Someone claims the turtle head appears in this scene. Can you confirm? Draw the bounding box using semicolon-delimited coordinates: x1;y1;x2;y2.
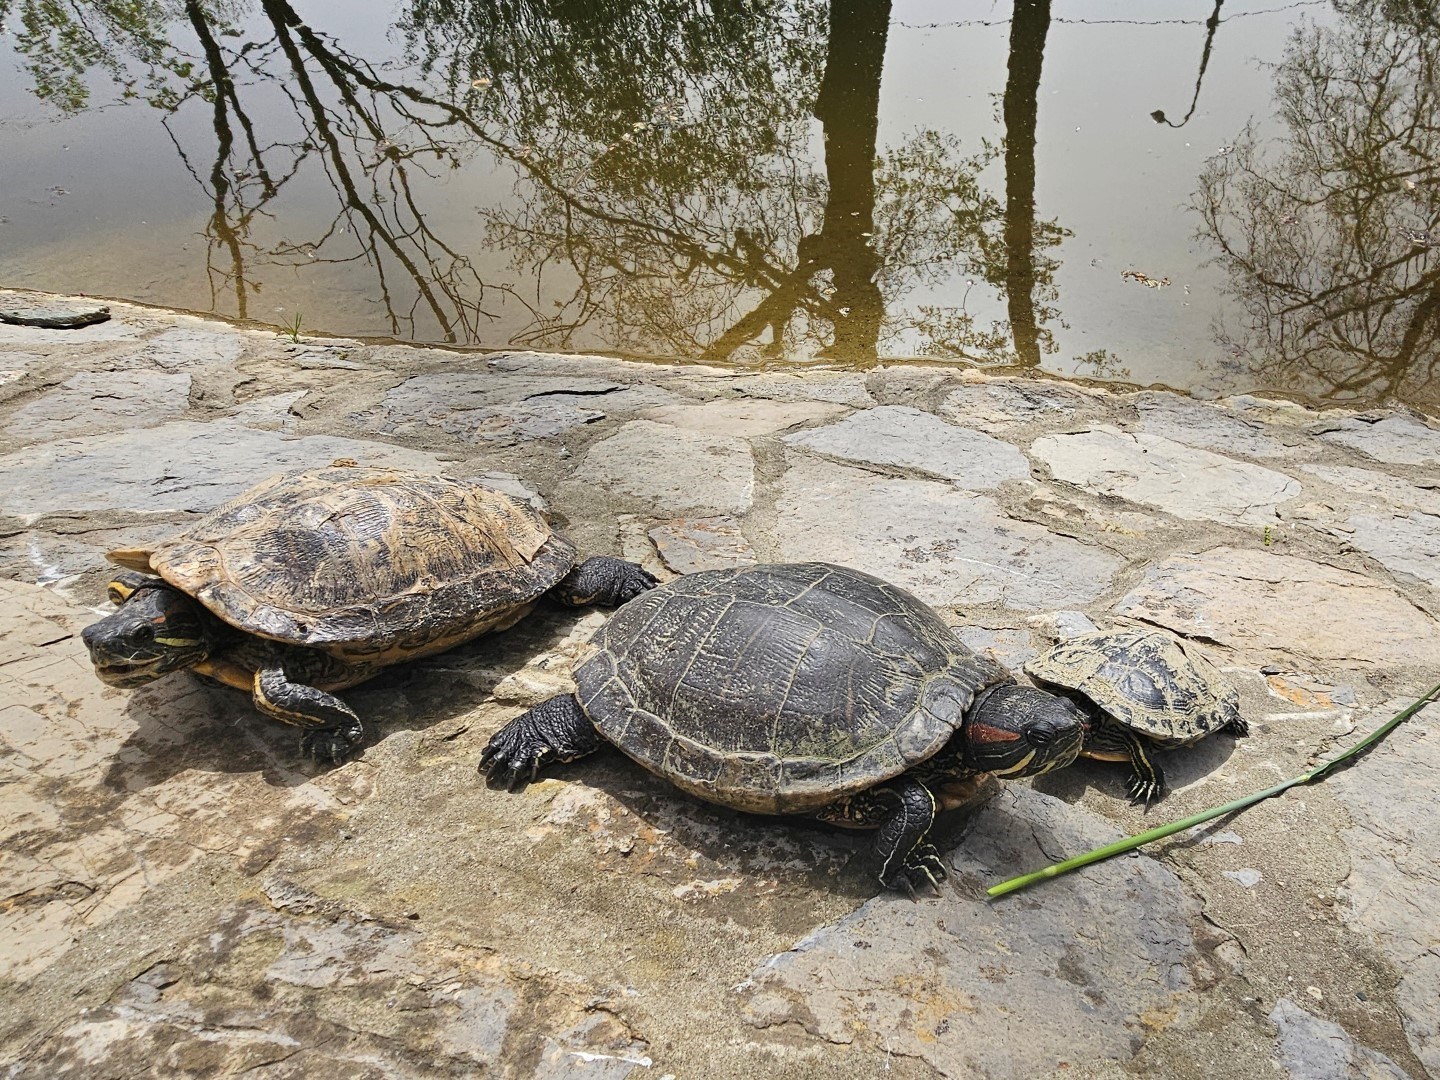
81;574;222;688
961;685;1085;778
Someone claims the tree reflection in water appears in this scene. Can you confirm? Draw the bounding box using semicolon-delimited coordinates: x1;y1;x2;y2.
1;0;1069;367
1195;0;1440;405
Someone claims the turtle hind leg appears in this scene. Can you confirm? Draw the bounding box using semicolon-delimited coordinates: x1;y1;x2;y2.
549;556;658;608
1222;715;1249;738
480;694;601;791
253;665;364;766
824;777;943;898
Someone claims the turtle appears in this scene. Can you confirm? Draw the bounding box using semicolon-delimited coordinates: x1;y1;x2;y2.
80;463;657;764
480;562;1085;895
1024;627;1247;806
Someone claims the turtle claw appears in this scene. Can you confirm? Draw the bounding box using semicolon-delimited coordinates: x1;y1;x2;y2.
882;843;948;898
1126;774;1164;808
479;727;554;791
299;721;364;766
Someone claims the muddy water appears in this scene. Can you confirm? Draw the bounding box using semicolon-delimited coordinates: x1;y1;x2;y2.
1;1;1437;408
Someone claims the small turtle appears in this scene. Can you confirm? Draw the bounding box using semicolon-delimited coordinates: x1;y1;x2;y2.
81;464;656;764
1024;627;1247;805
480;563;1084;895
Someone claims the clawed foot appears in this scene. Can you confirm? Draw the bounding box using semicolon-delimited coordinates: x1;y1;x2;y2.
1223;716;1249;738
300;720;364;766
479;723;554;791
554;556;658;607
881;843;948;900
1126;773;1164;808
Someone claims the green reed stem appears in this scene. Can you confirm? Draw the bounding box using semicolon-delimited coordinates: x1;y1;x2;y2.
986;683;1440;899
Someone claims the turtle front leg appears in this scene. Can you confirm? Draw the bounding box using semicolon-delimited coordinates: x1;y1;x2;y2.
823;777;944;898
252;665;365;766
548;557;658;607
480;694;602;790
1088;716;1165;807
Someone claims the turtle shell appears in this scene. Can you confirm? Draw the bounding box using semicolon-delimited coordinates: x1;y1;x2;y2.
121;465;576;665
1025;628;1240;743
574;562;1006;815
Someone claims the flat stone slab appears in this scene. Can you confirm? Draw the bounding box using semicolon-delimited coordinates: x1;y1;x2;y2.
1134;392;1291;458
1033;426;1301;525
1318;414;1440;466
579;420;754;514
739;787;1202;1077
1299;464;1440;516
1329;702;1440;1075
0;580;367;983
785;405;1030;489
1269;999;1412;1080
648;516;756;573
3;370;191;442
1345;512;1440;588
1113;547;1440;667
0;420;446;517
775;457;1122;611
728;370;876;408
0;295;110;329
364;372;671;443
645;398;847;437
938;378;1085;428
133;326;245;369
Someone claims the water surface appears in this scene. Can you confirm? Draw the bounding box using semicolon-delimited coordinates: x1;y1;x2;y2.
1;0;1437;408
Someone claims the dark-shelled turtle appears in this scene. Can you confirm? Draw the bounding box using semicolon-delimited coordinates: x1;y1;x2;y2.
480;562;1084;895
1025;627;1247;805
81;464;656;764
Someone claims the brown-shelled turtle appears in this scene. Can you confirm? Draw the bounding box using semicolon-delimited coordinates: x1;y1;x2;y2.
1024;627;1247;805
81;464;656;764
480;562;1084;895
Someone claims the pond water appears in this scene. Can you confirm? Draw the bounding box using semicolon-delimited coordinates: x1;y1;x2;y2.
2;1;1437;409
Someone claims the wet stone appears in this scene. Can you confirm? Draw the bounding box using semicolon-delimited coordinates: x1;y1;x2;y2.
1328;702;1440;1074
3;370;191;441
1269;999;1412;1080
1345;512;1440;588
784;405;1030;489
0;294;110;329
649;516;756;573
1133;392;1291;458
1113;547;1440;668
775;457;1122;611
739;787;1202;1078
579;420;754;514
0;420;446;516
1318;414;1440;466
1032;426;1301;526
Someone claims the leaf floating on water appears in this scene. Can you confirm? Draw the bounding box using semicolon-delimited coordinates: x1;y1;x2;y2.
1121;270;1172;289
1399;227;1435;248
471;77;492;89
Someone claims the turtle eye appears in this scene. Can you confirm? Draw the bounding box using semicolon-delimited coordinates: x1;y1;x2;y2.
132;624;155;644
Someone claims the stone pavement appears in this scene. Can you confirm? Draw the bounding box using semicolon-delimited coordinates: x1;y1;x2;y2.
1;292;1437;1079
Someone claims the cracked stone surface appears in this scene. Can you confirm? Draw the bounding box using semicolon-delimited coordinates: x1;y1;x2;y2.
4;370;191;442
1033;426;1302;526
0;293;110;329
578;419;755;514
1113;547;1440;668
2;293;1438;1080
1317;414;1440;466
773;456;1123;611
1269;999;1412;1079
784;404;1030;489
739;788;1207;1078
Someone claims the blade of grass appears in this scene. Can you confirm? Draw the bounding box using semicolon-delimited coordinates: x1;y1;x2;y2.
987;683;1440;899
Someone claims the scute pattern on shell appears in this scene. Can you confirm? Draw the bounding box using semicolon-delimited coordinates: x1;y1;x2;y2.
146;465;577;662
576;562;1006;815
1026;628;1240;743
